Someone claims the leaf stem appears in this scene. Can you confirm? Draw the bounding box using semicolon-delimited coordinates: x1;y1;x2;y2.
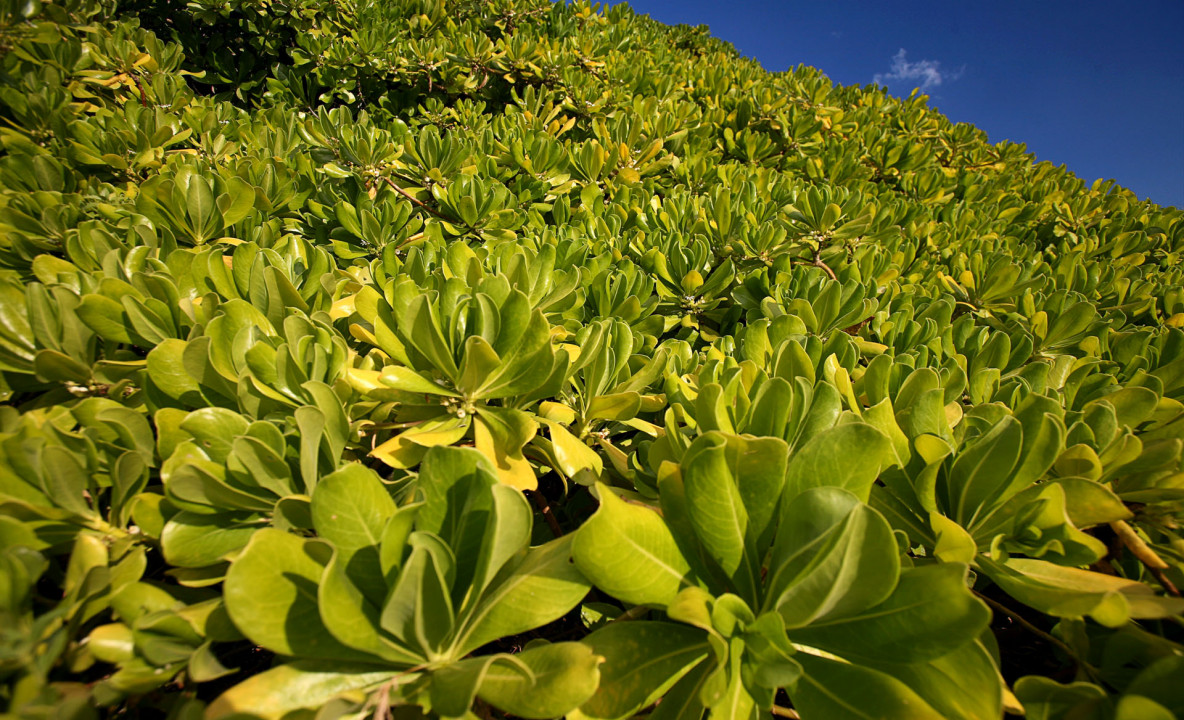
974;590;1098;682
1109;520;1181;597
130;73;150;107
771;706;801;719
813;253;838;282
528;489;565;538
605;604;651;625
791;255;838;282
379;175;451;221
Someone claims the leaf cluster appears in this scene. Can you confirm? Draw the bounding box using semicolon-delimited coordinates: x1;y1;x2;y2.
1;1;1183;719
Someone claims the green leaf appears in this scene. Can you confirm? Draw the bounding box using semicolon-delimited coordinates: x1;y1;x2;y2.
542;420;604;479
930;512;978;564
573;483;692;607
311;463;395;603
706;636;757;720
295;406;326;494
33;349;91;383
1050;477;1132;527
1054;444;1103;481
189;641;237;682
1013;676;1107;720
379;365;458;396
207;661;392;720
379;503;420;582
474;642;603;719
996;482;1107;565
766;488;899;628
480;310;555;399
180;407;249;461
77;294;132;344
416;446;500;593
1092;386;1160;428
160;512;260;569
863;399;913;466
335;201;363;237
398;288;460;379
577;621;710;720
380;532;455;654
861;640;1004;720
318;547;421;665
110;452;150;521
454;534;591;656
220;177;257;226
680;434;751;589
788;563;989;664
228;435;293;499
976;556;1184;627
643;661;710;720
1126;654;1184;715
588;392;643;422
88;623;136;663
370;430;432;469
685;432;788;569
458;335;502;398
473;406;538;490
1008;405;1065;494
784;423;893;505
792;652;945;720
224;529;377;662
186;176;216;235
466;483;534;601
402;414;473;448
163;448;273;514
948;417;1023;528
427;658;487;717
41;446;93;517
1116;696;1174;720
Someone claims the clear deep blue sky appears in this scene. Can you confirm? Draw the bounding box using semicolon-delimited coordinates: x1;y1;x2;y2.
614;1;1184;208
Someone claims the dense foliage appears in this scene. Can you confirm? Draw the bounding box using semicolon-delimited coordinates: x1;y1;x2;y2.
2;0;1183;717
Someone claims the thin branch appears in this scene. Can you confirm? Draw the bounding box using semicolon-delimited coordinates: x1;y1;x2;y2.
395;231;427;250
130;73;150;107
813;253;838;282
975;591;1098;682
605;604;651;625
1110;520;1182;597
359;420;429;435
791;256;838;282
1089;557;1119;576
528;489;565;538
379;175;451;220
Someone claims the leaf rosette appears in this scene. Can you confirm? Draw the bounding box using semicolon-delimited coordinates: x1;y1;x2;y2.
215;446;598;719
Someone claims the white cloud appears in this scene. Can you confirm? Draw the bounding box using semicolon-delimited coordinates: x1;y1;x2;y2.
873;49;963;91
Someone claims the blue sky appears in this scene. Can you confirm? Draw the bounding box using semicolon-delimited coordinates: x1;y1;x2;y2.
615;1;1184;208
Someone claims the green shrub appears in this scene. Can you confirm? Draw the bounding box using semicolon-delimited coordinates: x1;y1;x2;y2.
1;0;1182;718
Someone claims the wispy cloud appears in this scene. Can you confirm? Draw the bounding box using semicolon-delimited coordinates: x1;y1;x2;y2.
873;49;963;91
